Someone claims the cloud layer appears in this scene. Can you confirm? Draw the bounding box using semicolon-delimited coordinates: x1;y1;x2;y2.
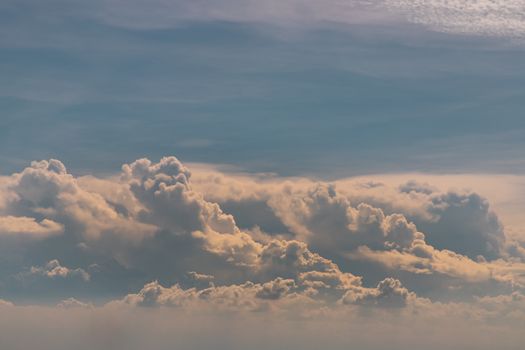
385;0;525;38
0;156;524;301
87;0;525;38
7;0;525;38
1;155;525;347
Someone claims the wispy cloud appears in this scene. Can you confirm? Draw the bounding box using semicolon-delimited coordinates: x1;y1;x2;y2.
385;0;525;38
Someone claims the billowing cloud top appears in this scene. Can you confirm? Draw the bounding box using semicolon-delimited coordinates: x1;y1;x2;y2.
1;156;524;306
1;156;525;348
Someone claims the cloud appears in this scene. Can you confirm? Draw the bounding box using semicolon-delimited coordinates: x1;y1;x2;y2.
57;297;93;309
351;245;493;282
191;167;515;261
118;274;418;312
187;271;215;282
0;216;63;238
119;278;302;312
30;259;90;282
384;0;525;38
0;158;157;272
13;0;524;38
341;277;415;308
0;155;524;309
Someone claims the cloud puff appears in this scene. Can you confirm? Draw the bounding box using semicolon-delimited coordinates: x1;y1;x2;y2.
30;260;90;282
191;170;509;261
341;277;415;308
119;278;301;312
4;159;156;246
118;274;417;312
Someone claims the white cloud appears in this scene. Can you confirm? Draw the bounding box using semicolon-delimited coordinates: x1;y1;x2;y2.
41;0;525;38
384;0;525;38
0;156;524;309
30;259;90;282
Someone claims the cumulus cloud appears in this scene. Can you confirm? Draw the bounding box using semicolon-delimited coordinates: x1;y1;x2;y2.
118;274;417;312
0;155;524;312
341;277;415;308
30;260;91;282
119;279;301;312
0;156;525;349
4;159;156;245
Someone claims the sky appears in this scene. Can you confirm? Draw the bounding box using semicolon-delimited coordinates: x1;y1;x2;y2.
1;1;525;349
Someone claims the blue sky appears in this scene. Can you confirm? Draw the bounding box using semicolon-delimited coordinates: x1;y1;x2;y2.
2;0;525;177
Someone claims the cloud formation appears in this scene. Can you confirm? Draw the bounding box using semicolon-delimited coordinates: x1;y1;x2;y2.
385;0;525;38
57;0;525;38
0;156;524;317
0;156;524;349
30;259;90;282
8;0;524;39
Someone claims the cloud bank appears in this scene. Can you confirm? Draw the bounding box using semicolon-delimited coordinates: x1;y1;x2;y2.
385;0;525;38
0;156;525;347
8;0;525;38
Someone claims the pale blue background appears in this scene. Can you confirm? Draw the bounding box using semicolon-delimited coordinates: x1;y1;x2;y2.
1;0;525;177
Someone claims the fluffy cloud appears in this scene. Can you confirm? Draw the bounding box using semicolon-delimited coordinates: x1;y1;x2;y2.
3;159;156;246
341;277;415;308
30;260;90;282
118;274;417;312
119;278;302;311
191;170;509;258
0;155;523;310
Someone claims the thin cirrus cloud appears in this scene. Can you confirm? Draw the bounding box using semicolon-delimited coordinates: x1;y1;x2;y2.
385;0;525;38
8;0;524;38
87;0;525;38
